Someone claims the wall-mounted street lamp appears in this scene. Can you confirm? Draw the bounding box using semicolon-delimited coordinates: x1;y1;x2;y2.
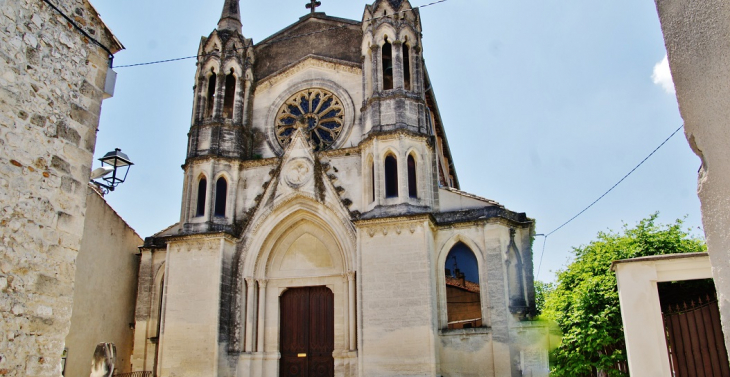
90;148;134;193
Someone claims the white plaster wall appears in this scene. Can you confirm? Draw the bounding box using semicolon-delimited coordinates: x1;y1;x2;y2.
653;0;730;354
64;188;142;377
358;220;438;376
158;238;231;377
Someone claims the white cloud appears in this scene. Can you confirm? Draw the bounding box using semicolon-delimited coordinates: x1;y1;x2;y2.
652;54;676;94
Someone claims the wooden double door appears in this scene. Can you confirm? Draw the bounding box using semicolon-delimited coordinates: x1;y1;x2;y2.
280;286;334;377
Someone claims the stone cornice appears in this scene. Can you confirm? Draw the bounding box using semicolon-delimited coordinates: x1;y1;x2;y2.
182;155;279;170
359;129;434;150
163;232;238;245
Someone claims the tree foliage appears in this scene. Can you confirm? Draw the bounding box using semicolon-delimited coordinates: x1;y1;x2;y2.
543;214;706;376
534;280;555;316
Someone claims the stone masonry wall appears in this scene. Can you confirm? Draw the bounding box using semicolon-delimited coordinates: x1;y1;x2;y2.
0;0;120;375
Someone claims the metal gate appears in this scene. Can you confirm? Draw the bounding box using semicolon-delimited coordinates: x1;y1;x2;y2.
663;296;730;376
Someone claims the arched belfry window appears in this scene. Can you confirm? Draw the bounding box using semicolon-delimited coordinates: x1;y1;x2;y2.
196;178;207;217
445;242;482;329
384;154;398;198
402;43;411;91
206;69;217;118
223;70;236;119
214;177;227;217
407;154;417;198
382;38;393;90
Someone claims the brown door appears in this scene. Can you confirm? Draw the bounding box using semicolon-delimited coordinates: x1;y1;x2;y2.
280;286;334;377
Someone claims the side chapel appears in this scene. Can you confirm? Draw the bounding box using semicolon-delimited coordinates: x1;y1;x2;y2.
131;0;544;376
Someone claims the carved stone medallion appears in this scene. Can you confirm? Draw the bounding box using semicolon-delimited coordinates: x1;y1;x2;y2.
283;158;313;188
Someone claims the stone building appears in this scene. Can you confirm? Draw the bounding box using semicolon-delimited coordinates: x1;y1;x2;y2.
0;0;122;376
132;1;543;376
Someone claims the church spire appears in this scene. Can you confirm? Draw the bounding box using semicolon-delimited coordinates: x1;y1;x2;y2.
218;0;242;32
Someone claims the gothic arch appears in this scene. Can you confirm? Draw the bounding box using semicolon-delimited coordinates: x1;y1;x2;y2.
239;197;355;279
505;230;528;310
374;26;398;46
436;234;489;329
221;61;242;78
203;33;223;54
148;264;166;339
200;60;221;77
397;29;418;44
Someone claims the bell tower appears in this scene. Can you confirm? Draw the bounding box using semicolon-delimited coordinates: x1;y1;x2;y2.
359;0;438;216
181;0;255;233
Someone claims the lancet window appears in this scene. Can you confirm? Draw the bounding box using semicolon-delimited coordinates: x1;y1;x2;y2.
407;154;417;198
382;38;394;90
196;178;207;217
369;159;375;203
214;177;227;217
206;70;217;118
223;70;236;119
384;154;398;198
403;43;411;91
445;242;482;329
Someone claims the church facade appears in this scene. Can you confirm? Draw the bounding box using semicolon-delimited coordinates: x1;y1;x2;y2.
131;1;544;376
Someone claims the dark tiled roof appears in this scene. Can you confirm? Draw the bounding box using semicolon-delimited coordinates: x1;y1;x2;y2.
445;276;480;293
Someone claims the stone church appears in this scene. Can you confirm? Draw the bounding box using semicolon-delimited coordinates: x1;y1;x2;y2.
131;1;544;376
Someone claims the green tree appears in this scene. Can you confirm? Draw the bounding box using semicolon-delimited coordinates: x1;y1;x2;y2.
543;214;706;376
534;280;555;316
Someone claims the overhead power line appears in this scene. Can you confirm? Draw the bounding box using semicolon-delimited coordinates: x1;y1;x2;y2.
115;0;451;69
535;124;685;279
42;0;115;66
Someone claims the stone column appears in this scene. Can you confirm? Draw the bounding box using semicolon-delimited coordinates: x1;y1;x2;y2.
412;45;423;96
244;278;256;352
342;274;350;350
195;76;207;122
392;40;404;90
256;279;267;353
348;272;356;351
213;72;225;118
371;44;381;93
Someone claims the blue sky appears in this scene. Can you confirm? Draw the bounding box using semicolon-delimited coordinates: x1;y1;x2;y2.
89;0;702;282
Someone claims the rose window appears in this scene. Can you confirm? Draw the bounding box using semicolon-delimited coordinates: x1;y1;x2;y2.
275;89;345;151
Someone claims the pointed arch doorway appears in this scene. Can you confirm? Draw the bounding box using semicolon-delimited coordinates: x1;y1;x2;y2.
279;286;334;377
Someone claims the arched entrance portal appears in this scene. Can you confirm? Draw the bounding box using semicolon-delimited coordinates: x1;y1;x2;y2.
238;204;357;377
279;286;334;377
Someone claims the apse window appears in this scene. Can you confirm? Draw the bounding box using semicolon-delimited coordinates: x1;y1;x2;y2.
444;242;482;329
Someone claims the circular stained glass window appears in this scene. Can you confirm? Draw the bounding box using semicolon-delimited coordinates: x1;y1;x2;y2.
275;89;345;151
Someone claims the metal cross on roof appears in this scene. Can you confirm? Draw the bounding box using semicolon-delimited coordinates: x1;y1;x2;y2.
306;0;321;14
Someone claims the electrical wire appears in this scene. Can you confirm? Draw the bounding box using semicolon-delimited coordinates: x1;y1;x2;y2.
41;0;115;66
535;124;685;279
115;0;452;69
